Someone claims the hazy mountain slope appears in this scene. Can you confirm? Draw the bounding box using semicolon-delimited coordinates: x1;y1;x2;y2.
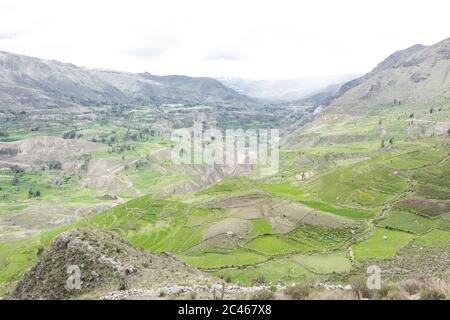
0;51;253;109
292;83;344;106
283;37;450;149
0;51;128;108
332;38;450;110
94;70;254;106
218;75;358;102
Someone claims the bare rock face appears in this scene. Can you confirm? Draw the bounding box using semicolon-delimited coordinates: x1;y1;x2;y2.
11;229;211;300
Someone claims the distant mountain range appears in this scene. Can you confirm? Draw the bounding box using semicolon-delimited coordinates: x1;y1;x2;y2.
0;51;255;109
3;36;449;112
217;74;358;102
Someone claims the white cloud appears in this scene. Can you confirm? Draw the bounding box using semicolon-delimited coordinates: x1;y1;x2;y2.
0;0;449;79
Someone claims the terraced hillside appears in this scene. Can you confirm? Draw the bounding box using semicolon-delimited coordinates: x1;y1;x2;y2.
1;134;448;297
0;89;315;297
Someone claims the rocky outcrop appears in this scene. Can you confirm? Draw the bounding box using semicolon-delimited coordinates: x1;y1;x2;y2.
11;229;212;299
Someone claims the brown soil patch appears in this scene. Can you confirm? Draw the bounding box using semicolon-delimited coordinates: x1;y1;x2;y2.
396;197;450;217
202;218;252;240
266;200;355;233
203;191;269;208
0;136;104;166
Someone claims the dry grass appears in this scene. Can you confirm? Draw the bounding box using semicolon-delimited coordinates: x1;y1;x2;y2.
400;277;450;296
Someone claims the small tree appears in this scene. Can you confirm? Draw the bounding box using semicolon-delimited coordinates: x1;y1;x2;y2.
12;174;20;186
48;160;62;170
28;189;41;198
63;130;77;139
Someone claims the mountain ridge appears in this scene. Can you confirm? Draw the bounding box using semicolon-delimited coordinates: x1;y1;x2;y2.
330;37;450;110
282;37;450;149
0;50;255;109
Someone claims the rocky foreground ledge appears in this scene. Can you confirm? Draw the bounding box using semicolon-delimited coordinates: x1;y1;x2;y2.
99;283;354;300
11;229;213;300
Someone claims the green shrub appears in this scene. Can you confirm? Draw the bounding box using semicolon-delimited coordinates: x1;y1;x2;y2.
349;276;374;299
63;130;77;139
189;292;197;300
12;175;20;186
250;289;275;300
285;283;311;300
252;275;266;286
420;289;446;300
383;291;408;300
48;160;62;170
376;284;399;299
376;285;407;300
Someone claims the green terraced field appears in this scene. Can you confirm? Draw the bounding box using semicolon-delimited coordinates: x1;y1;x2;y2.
180;249;267;269
378;210;437;234
416;229;450;247
245;235;302;255
212;257;315;286
352;228;414;260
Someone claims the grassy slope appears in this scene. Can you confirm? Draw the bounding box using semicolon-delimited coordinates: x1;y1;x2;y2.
2;134;448;293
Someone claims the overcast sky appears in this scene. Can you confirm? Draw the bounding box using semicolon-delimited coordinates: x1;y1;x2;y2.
1;0;449;79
